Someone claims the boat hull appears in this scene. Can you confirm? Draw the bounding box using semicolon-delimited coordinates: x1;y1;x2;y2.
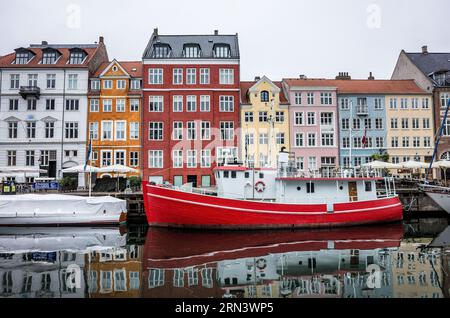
143;182;403;230
425;192;450;214
0;194;127;226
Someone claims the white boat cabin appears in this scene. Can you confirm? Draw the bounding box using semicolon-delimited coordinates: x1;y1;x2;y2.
214;152;395;204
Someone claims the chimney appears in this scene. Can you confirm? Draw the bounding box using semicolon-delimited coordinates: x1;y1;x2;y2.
335;72;351;80
154;28;159;36
254;76;261;81
214;30;219;35
368;72;375;80
41;41;48;46
422;45;428;54
98;36;104;44
299;75;307;79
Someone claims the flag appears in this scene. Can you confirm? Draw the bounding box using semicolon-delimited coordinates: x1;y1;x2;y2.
84;136;92;172
362;128;367;149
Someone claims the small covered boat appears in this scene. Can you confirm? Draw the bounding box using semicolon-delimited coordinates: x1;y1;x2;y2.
143;152;403;230
0;194;127;226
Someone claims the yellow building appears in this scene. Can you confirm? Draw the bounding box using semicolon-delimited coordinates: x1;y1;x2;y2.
240;77;290;168
386;93;434;166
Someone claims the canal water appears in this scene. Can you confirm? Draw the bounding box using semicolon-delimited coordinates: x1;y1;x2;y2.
0;218;449;298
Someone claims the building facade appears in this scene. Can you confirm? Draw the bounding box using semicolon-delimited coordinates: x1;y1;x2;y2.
88;60;142;178
240;76;290;168
142;29;240;187
282;79;339;173
0;38;108;186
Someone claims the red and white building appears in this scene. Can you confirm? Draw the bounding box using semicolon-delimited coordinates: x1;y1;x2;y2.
141;29;240;187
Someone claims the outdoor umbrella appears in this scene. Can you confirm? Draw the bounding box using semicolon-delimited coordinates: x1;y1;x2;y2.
400;160;429;169
360;161;401;169
62;164;100;196
97;165;139;192
431;161;450;185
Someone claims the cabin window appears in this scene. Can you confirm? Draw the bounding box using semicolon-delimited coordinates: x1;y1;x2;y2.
244;172;250;179
224;171;229;178
297;186;301;191
216;172;220;179
365;181;372;192
231;171;237;179
259;173;264;179
306;183;315;194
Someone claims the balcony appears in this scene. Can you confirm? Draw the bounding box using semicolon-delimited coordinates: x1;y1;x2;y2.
356;105;368;116
19;86;41;100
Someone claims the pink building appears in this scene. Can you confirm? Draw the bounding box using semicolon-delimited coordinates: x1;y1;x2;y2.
282;79;339;173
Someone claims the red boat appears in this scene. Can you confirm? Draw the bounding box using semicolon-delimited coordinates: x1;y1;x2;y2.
143;153;403;230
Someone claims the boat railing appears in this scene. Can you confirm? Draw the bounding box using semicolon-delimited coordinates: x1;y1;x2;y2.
277;166;382;179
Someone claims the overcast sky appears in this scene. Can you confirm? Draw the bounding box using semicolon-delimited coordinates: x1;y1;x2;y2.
1;0;449;80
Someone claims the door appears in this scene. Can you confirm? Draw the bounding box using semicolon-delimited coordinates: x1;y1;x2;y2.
348;182;358;202
187;175;197;188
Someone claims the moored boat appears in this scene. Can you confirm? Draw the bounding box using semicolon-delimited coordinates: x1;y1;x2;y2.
143;152;403;230
0;194;127;226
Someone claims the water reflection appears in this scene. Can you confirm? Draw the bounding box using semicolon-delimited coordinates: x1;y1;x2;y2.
0;220;449;298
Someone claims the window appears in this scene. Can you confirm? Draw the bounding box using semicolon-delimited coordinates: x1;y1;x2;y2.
214;45;230;58
15;52;30;64
103;99;112;112
173;96;183;112
116;99;126;112
422;98;430;109
69;52;84;64
220;122;234;140
27;99;37;110
391;118;398;129
307;112;316;125
187;150;197;168
200;68;210;84
353;118;361;130
68;74;78;90
200;95;210;112
412;118;419;129
131;79;141;90
259;90;270;102
308;133;316;147
423;118;430;129
340;98;349;110
65;99;79;111
103;80;113;89
220;96;234;112
149;68;163;84
8;122;18;139
153;44;171;58
276;111;285;123
172;122;183;140
402;118;409;129
374;98;383;109
321;133;334;146
187;96;197;112
220;69;234;84
320;92;332;105
9;99;19;111
364;118;372;130
413;137;420;147
401;98;408;109
65;122;78;139
424;137;431;148
101;151;112;166
7;150;17;166
115;151;126;165
296;157;304;170
148;122;163;140
276;133;285;145
149;96;163;112
130;99;139;112
186;68;196;84
391;137;399;148
365;181;372;192
102;121;113;140
91;80;100;90
402;137;410;148
320;112;333;126
201;121;211;140
441;93;450;107
130;122;139;140
10;74;20;89
259;111;268;122
308;157;317;170
148;150;163;168
173;68;183;84
244;112;254;123
130;152;139;167
245;133;254;145
187;122;196;140
375;137;384;148
295;93;302;105
353;137;362;148
375;118;383;129
184;45;200;58
26;122;36;138
390;98;398;109
116;80;126;89
307;93;314;105
259;133;268;145
411;98;419;109
295;112;304;125
44;121;54;139
89;122;98;140
46;74;56;89
173;150;183;168
342;137;350;148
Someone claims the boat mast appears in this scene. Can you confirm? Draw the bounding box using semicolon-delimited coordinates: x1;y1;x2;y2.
426;99;450;180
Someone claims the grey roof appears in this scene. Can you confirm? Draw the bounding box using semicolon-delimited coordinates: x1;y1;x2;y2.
142;33;240;59
406;52;450;75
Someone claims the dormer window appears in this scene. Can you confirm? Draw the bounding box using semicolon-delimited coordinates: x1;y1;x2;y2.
183;44;201;58
15;49;32;64
69;49;86;64
433;71;450;86
214;44;231;58
261;91;269;102
42;50;59;64
153;44;171;58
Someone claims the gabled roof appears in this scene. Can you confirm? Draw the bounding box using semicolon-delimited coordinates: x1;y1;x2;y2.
283;78;427;95
92;60;142;78
143;31;240;59
0;41;104;69
405;52;450;76
240;78;289;105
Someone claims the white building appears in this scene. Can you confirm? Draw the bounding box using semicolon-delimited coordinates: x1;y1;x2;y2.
0;38;108;186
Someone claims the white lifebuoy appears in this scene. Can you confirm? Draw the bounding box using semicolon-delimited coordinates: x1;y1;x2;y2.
256;258;267;270
255;181;266;193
